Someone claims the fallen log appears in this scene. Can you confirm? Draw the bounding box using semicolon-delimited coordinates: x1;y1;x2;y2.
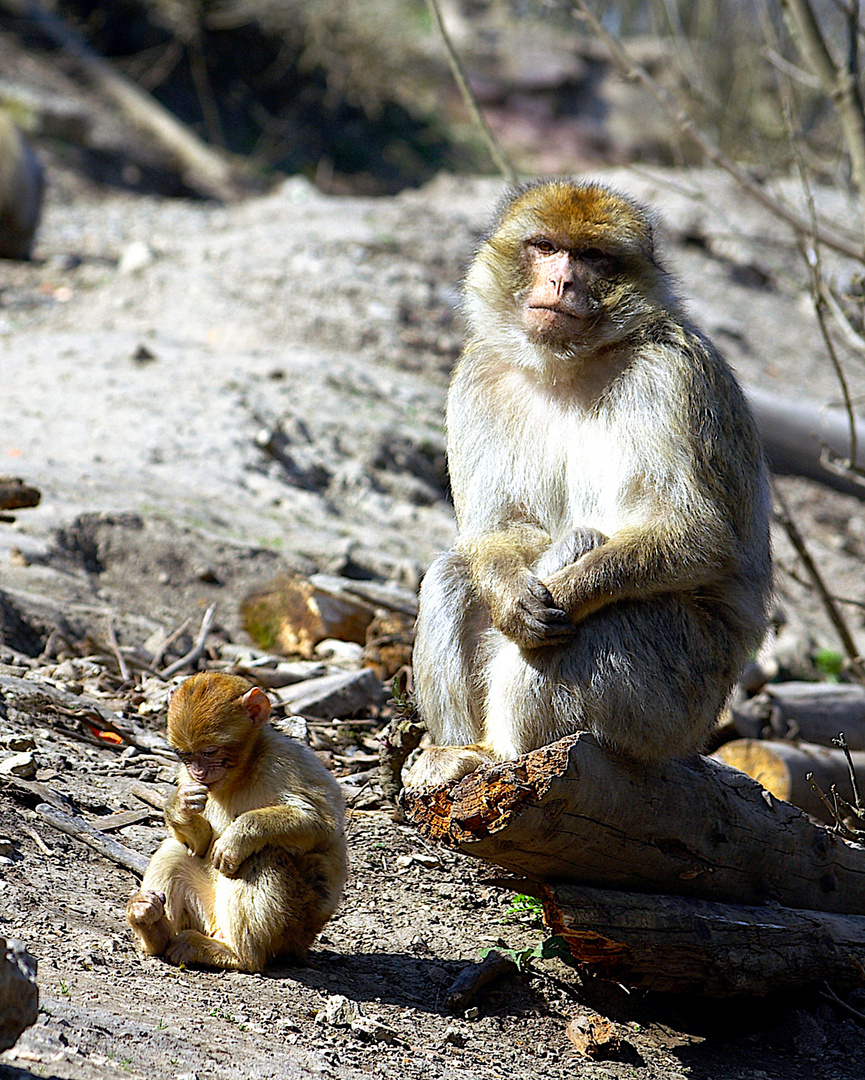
400;733;865;914
745;385;865;497
35;803;149;876
713;738;865;824
539;882;865;996
731;681;865;748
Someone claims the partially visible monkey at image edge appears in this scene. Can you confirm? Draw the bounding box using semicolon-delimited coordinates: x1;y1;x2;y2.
408;178;772;787
127;672;347;972
0;112;44;260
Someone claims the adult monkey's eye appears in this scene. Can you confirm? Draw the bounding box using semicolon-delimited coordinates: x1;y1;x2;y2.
579;248;620;274
530;238;557;254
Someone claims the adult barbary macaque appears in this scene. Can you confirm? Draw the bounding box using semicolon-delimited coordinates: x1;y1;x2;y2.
127;673;347;971
408;178;771;787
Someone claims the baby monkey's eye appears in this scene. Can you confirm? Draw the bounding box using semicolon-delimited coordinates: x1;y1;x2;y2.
529;238;557;254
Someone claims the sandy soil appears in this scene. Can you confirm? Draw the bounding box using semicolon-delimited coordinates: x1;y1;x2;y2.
3;139;865;1080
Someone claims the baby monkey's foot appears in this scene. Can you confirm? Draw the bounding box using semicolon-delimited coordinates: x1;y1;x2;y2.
126;890;166;928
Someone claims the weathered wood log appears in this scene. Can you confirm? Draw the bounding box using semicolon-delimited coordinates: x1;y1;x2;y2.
731;681;865;748
400;733;865;914
746;385;865;497
35;803;149;875
539;882;865;996
713;738;865;824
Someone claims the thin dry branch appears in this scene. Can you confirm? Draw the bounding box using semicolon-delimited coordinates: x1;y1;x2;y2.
773;481;865;679
567;0;864;262
782;0;865;232
36;802;149;876
159;603;217;679
424;0;517;185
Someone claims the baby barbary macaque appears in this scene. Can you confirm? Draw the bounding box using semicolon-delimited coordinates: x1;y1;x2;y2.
408;178;772;787
127;673;347;971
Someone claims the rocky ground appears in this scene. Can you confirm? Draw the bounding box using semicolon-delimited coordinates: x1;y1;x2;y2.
3;93;865;1080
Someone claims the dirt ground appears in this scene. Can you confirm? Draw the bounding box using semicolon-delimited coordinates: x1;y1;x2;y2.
5;63;865;1080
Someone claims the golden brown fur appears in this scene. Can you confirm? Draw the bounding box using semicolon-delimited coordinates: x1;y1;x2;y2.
407;178;772;787
126;673;347;971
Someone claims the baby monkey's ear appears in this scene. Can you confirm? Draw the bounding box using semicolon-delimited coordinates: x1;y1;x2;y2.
242;686;271;727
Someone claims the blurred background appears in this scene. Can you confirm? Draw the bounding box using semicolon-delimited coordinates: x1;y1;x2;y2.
0;0;851;196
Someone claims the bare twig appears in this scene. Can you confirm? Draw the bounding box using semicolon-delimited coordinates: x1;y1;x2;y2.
150;616;192;670
568;0;864;262
781;0;865;235
781;83;860;470
834;731;864;810
424;0;517;185
106;617;132;683
772;482;865;680
22;825;53;857
821;980;865;1024
129;780;169;811
159;603;217;679
5;0;246;201
778;558;865;609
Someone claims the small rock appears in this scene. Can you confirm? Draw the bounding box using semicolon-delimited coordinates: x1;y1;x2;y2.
0;752;35;779
5;736;35;752
118;240;155;274
395;853;440;870
442;1024;466;1048
0;840;15;859
349;1016;401;1044
131;343;157;364
314;639;364;664
315;994;359;1028
464;1007;479;1020
276;668;384;719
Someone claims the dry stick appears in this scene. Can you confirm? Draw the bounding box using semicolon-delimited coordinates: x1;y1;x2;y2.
159;603;217;679
779;561;865;609
567;0;864;263
780;80;860;473
772;481;865;680
150;616;192;670
107;617;132;684
22;825;53;857
445;951;519;1012
821;980;865;1025
424;0;517;185
781;0;865;241
35;803;149;876
128;781;168;811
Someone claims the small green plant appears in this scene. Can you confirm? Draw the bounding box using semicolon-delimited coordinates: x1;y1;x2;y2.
58;978;70;996
156;1018;167;1031
503;893;544;924
815;647;844;681
483;935;575;973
